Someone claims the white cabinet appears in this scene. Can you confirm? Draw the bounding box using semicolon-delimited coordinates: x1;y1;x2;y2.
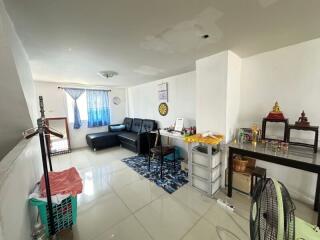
192;151;220;168
192;164;220;180
192;176;221;195
188;144;221;196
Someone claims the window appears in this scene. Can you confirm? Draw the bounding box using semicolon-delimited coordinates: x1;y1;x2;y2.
66;92;88;123
86;90;110;128
65;89;111;128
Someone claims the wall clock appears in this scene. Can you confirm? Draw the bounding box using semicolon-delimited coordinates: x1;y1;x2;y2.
112;96;121;105
158;102;168;116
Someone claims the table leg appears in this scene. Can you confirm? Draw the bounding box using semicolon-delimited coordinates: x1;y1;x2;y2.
286;126;291;143
262;119;266;140
160;155;164;179
250;175;254;196
315;174;320;226
227;148;233;198
187;143;192;182
314;130;318;153
284;120;289;142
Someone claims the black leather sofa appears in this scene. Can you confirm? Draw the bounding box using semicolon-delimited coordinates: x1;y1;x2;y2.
86;117;157;154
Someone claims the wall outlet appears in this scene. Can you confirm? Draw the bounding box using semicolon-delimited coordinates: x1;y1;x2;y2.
217;198;235;212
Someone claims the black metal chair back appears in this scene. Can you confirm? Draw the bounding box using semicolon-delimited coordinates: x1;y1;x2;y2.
144;128;176;178
145;127;158;154
156;129;163;156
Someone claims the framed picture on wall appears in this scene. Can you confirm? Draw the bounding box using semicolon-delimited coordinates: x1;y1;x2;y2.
158;82;168;102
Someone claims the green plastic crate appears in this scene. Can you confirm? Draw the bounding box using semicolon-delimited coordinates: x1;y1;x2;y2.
30;196;77;236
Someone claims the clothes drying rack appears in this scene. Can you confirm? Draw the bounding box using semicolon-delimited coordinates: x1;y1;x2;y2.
24;96;63;237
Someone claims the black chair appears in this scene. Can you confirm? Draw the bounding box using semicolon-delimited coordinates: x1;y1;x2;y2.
146;129;177;179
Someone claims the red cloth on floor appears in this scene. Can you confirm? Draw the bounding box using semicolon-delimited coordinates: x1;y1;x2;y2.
40;167;83;197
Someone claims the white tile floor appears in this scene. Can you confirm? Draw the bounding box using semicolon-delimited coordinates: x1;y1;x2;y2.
53;147;317;240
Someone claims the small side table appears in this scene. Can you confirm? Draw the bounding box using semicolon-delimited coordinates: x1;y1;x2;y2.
262;118;289;142
286;124;319;153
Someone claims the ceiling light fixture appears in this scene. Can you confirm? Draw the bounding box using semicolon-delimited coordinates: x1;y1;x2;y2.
97;71;119;79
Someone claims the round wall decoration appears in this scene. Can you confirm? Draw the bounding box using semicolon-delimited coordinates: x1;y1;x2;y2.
112;96;121;105
158;102;168;116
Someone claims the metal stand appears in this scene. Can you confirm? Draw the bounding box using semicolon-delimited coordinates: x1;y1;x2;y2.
24;96;64;236
38;121;55;235
45;133;53;172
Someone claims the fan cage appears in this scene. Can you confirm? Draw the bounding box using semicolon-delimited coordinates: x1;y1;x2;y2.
250;178;279;240
250;178;296;240
278;181;296;240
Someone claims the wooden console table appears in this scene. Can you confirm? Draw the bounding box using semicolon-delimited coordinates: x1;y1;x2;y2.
227;142;320;226
286;124;319;153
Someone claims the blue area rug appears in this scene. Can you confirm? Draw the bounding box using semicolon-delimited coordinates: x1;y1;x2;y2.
122;155;188;194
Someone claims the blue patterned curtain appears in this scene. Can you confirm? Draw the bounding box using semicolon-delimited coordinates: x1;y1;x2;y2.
64;88;85;129
86;90;110;128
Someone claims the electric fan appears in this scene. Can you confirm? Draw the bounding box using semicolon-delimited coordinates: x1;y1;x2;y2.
250;178;320;240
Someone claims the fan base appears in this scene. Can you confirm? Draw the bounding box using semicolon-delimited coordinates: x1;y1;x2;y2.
295;217;320;239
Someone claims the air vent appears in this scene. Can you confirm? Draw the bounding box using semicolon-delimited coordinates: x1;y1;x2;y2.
97;71;118;79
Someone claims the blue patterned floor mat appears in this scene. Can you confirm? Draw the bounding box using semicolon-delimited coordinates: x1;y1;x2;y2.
122;155;188;194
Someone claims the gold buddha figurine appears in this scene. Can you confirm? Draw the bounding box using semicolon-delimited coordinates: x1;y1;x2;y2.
266;101;285;120
272;101;281;113
251;124;259;144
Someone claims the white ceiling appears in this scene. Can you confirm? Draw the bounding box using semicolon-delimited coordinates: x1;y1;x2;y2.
4;0;320;86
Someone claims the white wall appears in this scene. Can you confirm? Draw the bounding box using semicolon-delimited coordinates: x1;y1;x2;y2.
240;38;320;140
0;2;42;239
0;139;42;240
128;71;196;128
196;51;228;135
0;1;35;160
196;50;242;143
239;37;320;203
127;38;319;204
226;51;242;143
196;51;242;187
2;6;38;125
128;71;196;160
35;82;127;149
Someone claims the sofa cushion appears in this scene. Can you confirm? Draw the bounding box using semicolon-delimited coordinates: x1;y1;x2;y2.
86;131;119;140
118;132;138;145
86;131;121;150
109;124;126;132
123;118;133;131
131;118;143;133
141;119;157;133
